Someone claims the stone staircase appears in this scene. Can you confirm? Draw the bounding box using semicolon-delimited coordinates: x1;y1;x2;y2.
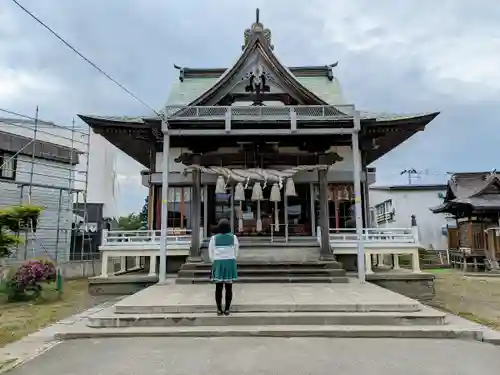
177;261;348;284
177;238;349;284
53;283;493;342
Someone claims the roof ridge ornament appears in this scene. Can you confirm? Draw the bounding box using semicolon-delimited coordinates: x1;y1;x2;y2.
243;8;274;50
174;64;185;82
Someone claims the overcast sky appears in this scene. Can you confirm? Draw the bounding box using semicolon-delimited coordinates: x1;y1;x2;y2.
1;0;499;216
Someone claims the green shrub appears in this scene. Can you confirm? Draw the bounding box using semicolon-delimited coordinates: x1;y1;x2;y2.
0;205;42;258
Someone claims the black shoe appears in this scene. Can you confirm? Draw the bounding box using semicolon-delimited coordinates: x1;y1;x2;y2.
223;310;230;316
217;310;223;316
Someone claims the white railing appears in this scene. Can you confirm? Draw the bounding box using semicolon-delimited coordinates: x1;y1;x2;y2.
327;227;421;273
101;229;194;247
329;228;417;244
97;226;422;277
101;227;418;247
165;105;353;121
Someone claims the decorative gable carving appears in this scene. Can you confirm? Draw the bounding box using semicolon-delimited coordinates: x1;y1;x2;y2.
243;9;274;50
184;9;327;107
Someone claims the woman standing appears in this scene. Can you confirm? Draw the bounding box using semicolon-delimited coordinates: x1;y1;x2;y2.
208;218;239;316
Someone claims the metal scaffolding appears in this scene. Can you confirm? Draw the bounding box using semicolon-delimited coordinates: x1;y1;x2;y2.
0;107;91;265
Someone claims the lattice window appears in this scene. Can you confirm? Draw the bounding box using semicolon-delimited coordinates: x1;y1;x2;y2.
374;199;395;224
0;152;16;180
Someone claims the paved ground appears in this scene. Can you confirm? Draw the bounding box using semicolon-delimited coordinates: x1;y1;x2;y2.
6;337;500;375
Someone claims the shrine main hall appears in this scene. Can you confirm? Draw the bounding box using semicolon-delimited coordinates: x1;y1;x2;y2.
80;11;438;282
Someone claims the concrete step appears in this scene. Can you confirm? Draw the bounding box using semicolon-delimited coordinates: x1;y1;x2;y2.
113;283;423;314
88;307;447;328
180;261;343;270
176;276;350;284
178;269;347;276
114;301;420;315
56;324;484;341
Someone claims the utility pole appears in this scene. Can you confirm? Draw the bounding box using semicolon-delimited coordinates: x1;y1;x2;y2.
401;168;418;184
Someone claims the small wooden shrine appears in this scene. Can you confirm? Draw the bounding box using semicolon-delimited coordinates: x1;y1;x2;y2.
431;172;500;270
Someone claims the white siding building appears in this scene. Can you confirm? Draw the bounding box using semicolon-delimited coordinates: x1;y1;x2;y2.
0;118;120;219
0;129;77;261
0;117;121;261
369;184;450;251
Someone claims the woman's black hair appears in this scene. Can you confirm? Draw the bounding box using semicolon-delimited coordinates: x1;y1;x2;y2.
216;218;231;234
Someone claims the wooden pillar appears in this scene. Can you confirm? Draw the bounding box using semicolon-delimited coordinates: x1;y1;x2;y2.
318;158;334;260
309;183;316;236
147;186;153;229
203;185;208;238
464;216;473;272
189;155;202;261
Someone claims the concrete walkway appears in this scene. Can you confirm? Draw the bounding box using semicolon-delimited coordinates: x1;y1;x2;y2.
6;337;500;375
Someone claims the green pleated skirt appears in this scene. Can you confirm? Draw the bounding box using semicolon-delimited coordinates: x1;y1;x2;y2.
211;259;238;283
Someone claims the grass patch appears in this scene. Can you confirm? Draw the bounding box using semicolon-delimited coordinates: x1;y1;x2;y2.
426;268;454;274
0;279;108;348
428;269;500;330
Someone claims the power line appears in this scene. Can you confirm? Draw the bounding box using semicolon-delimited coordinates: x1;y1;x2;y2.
10;0;161;116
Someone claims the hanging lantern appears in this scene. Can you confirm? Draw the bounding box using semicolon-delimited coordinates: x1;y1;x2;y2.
328;187;335;201
238;202;244;232
234;182;245;201
251;182;263;201
336;189;343;201
251;182;263;232
285;178;296;197
215;175;226;194
342;186;350;200
270;183;281;232
270;183;281;202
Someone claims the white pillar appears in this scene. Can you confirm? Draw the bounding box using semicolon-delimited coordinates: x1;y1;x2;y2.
119;256;126;273
411;250;421;273
352;109;366;283
159;122;170;284
365;252;373;274
393;254;400;269
149;255;157;276
101;252;108;277
135;256;141;268
377;254;384;266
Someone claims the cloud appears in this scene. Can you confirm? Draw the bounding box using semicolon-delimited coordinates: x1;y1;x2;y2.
0;68;62;102
2;0;499;212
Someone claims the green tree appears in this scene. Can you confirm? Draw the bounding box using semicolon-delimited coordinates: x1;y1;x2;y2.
117;213;143;231
139;196;149;229
0;205;42;258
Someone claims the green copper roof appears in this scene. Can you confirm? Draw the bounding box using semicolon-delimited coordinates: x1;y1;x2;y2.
166;78;219;106
165;76;346;106
297;76;346;105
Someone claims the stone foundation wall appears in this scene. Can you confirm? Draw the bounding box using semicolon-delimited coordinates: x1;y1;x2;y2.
367;273;435;302
143;255;187;274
